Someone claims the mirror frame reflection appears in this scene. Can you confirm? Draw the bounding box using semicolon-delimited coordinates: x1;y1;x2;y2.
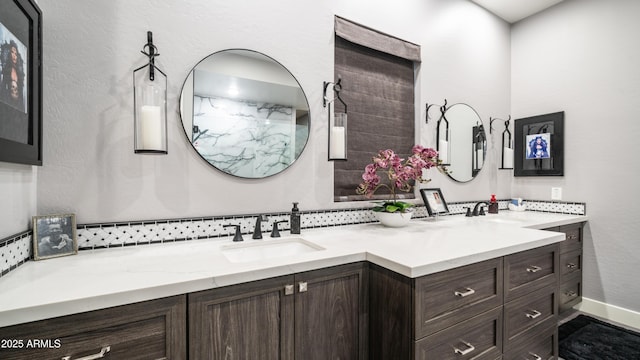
179;49;311;179
436;103;486;183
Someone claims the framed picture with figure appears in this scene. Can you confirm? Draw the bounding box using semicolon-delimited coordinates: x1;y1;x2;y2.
32;214;78;260
420;188;449;216
514;111;564;176
0;0;42;165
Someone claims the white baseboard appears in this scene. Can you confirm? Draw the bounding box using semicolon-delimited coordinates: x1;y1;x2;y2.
575;297;640;330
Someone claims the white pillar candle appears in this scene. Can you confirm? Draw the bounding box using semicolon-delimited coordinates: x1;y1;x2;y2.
503;147;514;168
140;105;162;150
476;148;484;168
438;139;449;163
330;126;346;159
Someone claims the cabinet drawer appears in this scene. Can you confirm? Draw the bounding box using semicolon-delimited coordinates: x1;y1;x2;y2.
559;272;582;313
504;244;558;302
0;295;186;360
558;224;583;254
504;320;557;360
415;258;503;338
414;307;503;360
559;248;582;278
504;285;557;348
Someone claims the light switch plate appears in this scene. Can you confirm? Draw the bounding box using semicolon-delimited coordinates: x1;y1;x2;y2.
551;187;562;200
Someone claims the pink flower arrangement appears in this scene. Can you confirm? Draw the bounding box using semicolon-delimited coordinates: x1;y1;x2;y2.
356;145;445;212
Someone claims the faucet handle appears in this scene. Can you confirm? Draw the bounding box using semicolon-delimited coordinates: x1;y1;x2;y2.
271;220;288;238
465;207;472;217
479;207;486;216
223;224;243;242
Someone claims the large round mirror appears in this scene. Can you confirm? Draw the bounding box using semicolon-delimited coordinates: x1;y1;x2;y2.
438;103;486;182
180;49;310;178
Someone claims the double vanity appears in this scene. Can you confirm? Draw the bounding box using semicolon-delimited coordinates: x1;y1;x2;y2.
0;211;585;359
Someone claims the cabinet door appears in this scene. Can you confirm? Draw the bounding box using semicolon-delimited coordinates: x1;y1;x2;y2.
189;275;295;360
294;262;366;360
0;295;186;360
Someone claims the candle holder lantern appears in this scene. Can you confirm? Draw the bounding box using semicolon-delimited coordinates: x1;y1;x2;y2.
323;77;348;161
133;31;167;154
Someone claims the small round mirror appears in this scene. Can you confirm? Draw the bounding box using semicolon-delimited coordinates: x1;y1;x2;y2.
179;49;310;178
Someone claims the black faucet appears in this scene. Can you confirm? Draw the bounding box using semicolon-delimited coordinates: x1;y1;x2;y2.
253;214;267;239
223;224;243;242
270;220;288;238
472;202;488;216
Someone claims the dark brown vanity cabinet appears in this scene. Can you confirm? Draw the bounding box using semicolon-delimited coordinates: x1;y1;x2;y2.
556;223;584;313
541;222;584;313
503;244;559;360
0;295;187;360
370;243;565;360
0;222;585;360
188;262;367;360
369;258;504;360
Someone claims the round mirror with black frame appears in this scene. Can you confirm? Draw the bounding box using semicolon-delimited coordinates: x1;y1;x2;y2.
436;103;486;183
179;49;310;179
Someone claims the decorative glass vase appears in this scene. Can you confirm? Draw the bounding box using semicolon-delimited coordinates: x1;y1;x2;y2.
374;211;413;227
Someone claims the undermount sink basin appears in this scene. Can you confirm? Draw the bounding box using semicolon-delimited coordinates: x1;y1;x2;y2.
221;238;325;263
481;217;524;225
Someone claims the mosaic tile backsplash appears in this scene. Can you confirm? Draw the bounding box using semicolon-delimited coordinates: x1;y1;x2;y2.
0;199;586;278
0;231;31;277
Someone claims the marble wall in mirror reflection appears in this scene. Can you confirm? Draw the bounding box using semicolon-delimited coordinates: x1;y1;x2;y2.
192;95;308;178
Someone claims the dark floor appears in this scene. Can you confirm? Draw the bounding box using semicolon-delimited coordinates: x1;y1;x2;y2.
559;309;640;331
557;310;640;360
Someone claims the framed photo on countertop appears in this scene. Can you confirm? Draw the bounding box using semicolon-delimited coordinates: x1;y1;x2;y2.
420;188;449;216
32;214;77;260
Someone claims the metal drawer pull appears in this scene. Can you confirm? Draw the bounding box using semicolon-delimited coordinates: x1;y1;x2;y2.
526;309;542;319
566;291;577;297
526;265;542;273
453;341;475;355
298;281;308;293
454;288;476;297
529;352;542;360
567;263;577;269
61;346;111;360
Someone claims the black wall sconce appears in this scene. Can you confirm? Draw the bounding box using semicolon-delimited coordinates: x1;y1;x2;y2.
426;99;450;165
323;76;347;161
133;31;167;154
472;123;486;176
490;115;513;169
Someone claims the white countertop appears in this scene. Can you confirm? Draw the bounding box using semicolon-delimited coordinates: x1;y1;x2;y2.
0;211;586;328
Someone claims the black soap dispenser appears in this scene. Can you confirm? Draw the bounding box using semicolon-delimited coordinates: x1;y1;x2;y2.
290;202;301;234
488;194;499;214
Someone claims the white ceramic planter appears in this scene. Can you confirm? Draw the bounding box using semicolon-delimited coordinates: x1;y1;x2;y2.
374;211;413;227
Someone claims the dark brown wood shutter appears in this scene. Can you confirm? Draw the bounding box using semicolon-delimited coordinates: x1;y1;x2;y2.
333;17;419;202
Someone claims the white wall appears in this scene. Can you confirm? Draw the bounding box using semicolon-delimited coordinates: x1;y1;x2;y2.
33;0;510;224
0;163;36;239
511;0;640;312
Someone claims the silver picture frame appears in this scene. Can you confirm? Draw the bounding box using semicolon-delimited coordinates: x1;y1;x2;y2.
32;213;77;260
